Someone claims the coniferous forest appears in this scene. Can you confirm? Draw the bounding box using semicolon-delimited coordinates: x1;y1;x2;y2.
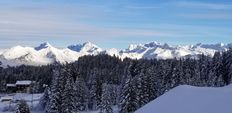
0;49;232;113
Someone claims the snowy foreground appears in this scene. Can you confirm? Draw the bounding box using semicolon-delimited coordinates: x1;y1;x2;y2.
0;93;43;113
1;85;231;113
0;93;119;113
135;84;232;113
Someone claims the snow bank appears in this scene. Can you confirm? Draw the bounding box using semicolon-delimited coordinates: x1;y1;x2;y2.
135;84;232;113
15;80;32;85
0;93;43;112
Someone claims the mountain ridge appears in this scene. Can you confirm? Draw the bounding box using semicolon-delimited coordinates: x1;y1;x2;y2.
0;42;231;67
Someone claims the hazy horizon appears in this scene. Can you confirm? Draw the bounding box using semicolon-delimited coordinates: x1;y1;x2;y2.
0;0;232;49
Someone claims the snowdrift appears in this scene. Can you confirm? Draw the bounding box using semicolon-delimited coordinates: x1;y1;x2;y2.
135;84;232;113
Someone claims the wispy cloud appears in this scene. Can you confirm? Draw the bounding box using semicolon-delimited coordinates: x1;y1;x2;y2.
174;1;232;20
0;6;174;45
179;13;232;20
0;0;232;48
176;1;232;10
125;5;160;10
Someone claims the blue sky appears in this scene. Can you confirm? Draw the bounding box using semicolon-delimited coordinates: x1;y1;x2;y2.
0;0;232;49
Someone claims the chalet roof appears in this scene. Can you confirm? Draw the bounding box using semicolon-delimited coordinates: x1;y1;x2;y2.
6;84;16;87
0;96;13;101
15;80;32;85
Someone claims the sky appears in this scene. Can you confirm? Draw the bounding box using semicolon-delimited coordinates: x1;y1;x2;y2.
0;0;232;49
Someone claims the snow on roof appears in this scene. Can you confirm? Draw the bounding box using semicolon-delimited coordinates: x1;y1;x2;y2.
6;84;16;87
15;80;32;85
1;96;13;101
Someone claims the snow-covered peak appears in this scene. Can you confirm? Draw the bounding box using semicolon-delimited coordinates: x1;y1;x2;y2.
35;42;53;50
144;41;161;48
82;42;102;52
68;42;102;54
0;41;232;67
67;44;82;52
83;41;96;47
192;43;226;50
1;45;35;60
126;42;172;52
120;42;232;60
127;42;161;51
127;44;144;51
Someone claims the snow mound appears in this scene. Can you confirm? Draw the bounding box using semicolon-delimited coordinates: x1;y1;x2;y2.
135;84;232;113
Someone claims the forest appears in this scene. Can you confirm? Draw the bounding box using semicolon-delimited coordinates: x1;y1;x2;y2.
0;49;232;113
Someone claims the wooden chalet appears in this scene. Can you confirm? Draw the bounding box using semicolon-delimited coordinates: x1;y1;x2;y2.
6;80;33;93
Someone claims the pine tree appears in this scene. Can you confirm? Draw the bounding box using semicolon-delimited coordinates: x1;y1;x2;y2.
146;66;158;98
45;67;64;113
39;87;50;110
15;100;30;113
74;76;89;111
222;48;232;84
120;75;139;113
199;54;210;86
99;83;113;113
193;59;201;86
209;52;224;86
135;66;151;108
61;68;75;113
89;69;103;110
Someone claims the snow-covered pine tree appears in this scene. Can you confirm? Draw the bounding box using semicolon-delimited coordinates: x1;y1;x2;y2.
107;84;120;106
134;65;151;108
222;48;232;84
120;74;139;113
99;83;113;113
199;54;210;86
88;69;98;110
171;59;184;86
39;87;50;110
119;59;133;100
15;100;30;113
193;59;201;86
46;67;65;113
61;68;75;113
74;76;89;111
183;58;193;85
146;66;158;97
208;52;224;86
89;68;103;110
214;52;225;86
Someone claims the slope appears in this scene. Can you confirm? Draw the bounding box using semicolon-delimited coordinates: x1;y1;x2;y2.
135;84;232;113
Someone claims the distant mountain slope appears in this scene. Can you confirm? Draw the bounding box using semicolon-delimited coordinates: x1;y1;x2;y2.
135;84;232;113
0;42;231;66
119;42;231;59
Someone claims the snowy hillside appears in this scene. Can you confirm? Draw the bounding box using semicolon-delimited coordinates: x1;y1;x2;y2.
0;42;232;66
135;84;232;113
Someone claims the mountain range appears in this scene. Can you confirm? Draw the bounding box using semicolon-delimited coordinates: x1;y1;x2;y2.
0;42;231;67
